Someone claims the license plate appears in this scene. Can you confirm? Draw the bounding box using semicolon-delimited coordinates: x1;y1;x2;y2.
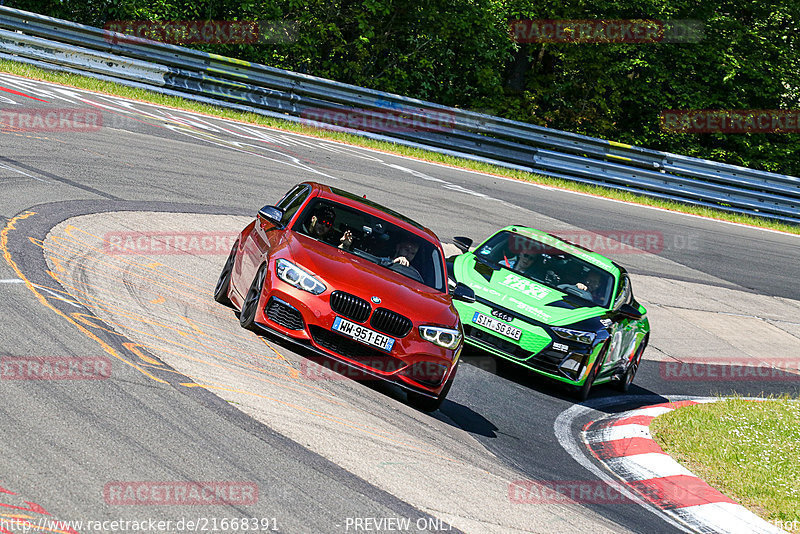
332;316;395;352
472;312;522;341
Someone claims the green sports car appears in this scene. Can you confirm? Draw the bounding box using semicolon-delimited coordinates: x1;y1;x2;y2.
447;226;650;400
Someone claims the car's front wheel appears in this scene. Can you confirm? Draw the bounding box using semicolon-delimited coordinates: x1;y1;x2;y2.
240;263;267;331
575;341;608;401
213;241;238;306
407;363;457;413
617;336;647;393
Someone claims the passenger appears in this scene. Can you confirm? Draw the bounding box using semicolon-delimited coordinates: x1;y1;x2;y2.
508;251;536;273
306;205;336;240
306;205;353;249
391;240;419;267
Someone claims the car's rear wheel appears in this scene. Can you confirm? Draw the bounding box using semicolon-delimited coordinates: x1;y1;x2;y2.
240;263;267;331
407;363;457;413
213;241;238;306
617;337;647;393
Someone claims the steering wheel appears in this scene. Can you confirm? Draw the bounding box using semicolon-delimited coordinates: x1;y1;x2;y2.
558;283;592;300
390;262;424;283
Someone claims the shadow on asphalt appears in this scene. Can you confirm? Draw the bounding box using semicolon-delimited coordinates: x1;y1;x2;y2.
436;399;499;437
460;349;667;409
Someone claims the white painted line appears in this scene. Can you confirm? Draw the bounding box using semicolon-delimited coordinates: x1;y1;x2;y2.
673;502;787;534
605;453;694;481
12;72;797;237
0;279;24;283
32;285;84;309
584;423;652;443
0;162;51;183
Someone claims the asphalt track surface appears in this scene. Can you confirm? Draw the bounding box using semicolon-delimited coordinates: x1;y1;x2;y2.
1;72;799;533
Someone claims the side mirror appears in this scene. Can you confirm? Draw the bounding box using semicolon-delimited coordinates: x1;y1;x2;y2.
258;205;283;225
617;303;643;320
452;282;475;303
453;236;473;253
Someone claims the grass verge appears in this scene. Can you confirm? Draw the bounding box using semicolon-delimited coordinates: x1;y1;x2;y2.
650;397;800;525
1;58;799;235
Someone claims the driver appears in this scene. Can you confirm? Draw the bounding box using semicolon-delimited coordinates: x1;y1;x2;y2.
576;271;605;303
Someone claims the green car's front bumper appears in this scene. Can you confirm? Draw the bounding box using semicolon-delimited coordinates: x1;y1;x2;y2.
454;297;608;387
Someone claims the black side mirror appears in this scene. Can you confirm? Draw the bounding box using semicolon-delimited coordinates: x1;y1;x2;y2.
258;205;283;226
617;303;643;320
452;282;475;303
453;236;473;253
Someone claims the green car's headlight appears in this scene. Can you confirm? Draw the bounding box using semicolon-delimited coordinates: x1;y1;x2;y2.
276;259;326;295
419;326;462;349
552;327;596;345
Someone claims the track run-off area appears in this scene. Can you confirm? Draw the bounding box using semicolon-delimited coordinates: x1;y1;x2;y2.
1;71;799;533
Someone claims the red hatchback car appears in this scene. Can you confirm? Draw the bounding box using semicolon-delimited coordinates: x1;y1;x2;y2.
214;182;475;411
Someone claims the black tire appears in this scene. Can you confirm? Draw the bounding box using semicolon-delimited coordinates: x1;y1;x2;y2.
407;363;458;413
575;342;608;401
239;263;267;331
617;337;647;393
213;241;238;306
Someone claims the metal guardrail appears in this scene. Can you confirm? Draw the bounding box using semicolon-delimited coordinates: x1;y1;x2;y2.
1;6;798;224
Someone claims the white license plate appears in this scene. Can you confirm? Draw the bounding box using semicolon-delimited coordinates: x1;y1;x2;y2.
472;312;522;341
332;317;395;352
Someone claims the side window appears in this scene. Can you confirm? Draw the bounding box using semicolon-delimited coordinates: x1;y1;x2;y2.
613;274;632;310
276;185;310;225
276;186;303;209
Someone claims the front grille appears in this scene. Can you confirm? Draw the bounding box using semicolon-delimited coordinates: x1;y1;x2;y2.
329;291;371;322
370;308;412;338
465;326;531;359
465;325;583;378
309;326;406;374
265;297;304;330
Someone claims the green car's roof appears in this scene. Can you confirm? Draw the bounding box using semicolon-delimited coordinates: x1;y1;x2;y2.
488;226;620;276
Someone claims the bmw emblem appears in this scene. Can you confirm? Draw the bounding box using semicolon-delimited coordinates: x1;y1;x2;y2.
371;296;381;304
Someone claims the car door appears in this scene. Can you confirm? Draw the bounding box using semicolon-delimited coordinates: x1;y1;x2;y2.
601;274;640;374
239;184;311;290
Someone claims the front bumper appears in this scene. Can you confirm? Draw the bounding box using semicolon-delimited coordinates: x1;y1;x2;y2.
454;298;603;386
251;271;459;397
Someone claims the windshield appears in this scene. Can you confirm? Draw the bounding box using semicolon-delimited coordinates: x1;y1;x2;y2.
473;231;615;307
293;198;445;291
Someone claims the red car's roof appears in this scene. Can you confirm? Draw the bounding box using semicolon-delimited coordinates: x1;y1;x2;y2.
306;182;441;245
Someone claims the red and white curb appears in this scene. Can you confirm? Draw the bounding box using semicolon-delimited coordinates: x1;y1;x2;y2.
583;399;786;534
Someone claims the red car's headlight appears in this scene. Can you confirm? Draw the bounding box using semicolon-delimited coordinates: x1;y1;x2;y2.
419;325;461;349
275;259;327;295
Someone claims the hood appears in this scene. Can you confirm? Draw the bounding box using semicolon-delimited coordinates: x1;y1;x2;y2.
286;233;456;326
453;254;606;326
